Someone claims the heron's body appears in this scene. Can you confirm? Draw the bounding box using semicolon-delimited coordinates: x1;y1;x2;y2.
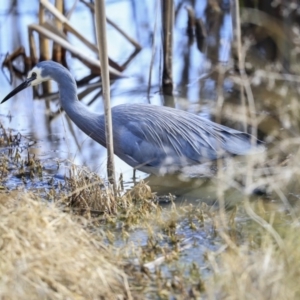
2;61;262;175
107;104;255;174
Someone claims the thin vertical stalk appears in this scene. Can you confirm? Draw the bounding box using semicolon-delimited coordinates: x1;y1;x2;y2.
94;0;117;197
39;3;51;94
161;0;174;96
234;2;261;232
233;0;247;132
52;0;64;63
89;0;97;44
215;64;228;232
38;4;50;61
147;0;159;101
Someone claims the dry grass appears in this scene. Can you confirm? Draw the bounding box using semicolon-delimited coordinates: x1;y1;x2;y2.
56;165;158;222
1;164;300;300
0;191;131;300
60;165;117;215
205;224;300;300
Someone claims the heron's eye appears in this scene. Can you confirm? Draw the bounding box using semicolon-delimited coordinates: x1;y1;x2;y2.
32;72;37;79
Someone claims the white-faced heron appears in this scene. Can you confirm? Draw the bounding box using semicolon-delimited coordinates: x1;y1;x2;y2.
1;61;263;175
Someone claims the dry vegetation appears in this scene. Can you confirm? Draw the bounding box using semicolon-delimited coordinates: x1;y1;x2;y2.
1;1;300;299
1;184;300;299
0;192;131;299
205;231;300;300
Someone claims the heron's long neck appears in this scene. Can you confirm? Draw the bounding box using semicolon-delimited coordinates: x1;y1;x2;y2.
58;81;106;146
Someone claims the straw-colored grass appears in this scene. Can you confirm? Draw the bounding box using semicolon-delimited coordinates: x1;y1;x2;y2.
1;163;300;299
205;227;300;300
0;191;131;300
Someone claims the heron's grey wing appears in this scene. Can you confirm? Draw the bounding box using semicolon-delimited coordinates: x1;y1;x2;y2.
113;120;173;168
113;118;219;170
111;104;261;170
151;107;258;158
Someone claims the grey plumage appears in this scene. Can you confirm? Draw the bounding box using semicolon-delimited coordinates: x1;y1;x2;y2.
1;61;262;176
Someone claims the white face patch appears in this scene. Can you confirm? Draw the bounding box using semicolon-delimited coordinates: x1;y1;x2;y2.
27;66;51;86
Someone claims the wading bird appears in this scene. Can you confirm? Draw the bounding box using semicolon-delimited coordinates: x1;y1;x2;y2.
1;61;262;176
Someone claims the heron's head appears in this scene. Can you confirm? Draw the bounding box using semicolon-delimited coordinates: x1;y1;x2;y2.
1;65;51;104
28;65;51;87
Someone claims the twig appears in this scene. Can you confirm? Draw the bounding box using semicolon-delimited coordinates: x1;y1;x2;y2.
52;0;64;64
94;0;117;197
28;24;123;77
147;0;159;100
233;0;247;132
143;240;192;270
40;0;122;72
161;0;174;96
38;3;51;95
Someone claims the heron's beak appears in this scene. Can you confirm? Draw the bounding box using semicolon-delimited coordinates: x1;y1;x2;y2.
1;73;37;104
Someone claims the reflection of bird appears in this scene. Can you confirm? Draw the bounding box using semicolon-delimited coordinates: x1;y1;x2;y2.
2;61;263;176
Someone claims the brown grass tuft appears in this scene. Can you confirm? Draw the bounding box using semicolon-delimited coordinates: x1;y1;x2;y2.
0;191;131;300
205;229;300;300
